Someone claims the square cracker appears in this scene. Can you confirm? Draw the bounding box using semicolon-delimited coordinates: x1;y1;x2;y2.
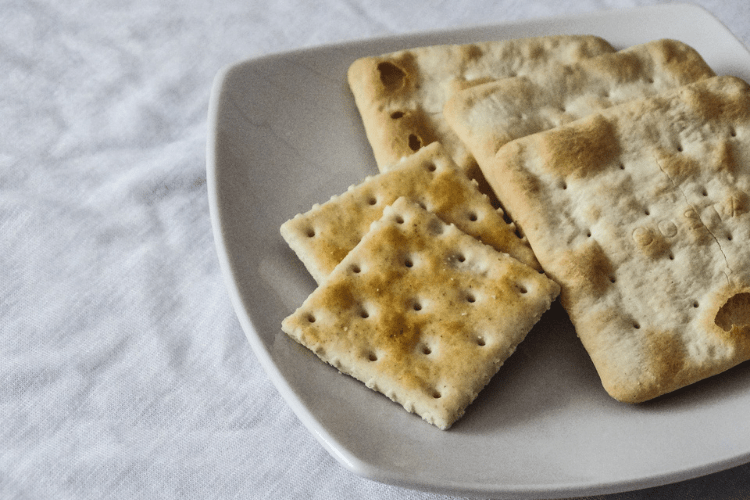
475;75;750;403
280;142;539;284
444;39;715;173
281;197;560;429
347;35;614;186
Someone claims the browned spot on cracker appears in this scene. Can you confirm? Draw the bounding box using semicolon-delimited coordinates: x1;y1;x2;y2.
649;39;716;84
718;191;750;219
539;114;621;179
317;239;359;272
655;148;700;178
641;328;687;398
712;140;737;175
556;240;614;307
632;226;671;259
461;43;483;60
683;78;750;123
588;50;644;82
428;170;470;211
495;142;541;198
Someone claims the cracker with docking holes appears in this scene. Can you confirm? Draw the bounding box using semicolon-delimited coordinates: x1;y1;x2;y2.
280;142;539;284
347;35;615;191
444;39;715;174
473;75;750;403
281;197;560;429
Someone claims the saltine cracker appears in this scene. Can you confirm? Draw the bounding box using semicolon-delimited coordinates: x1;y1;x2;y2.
282;197;560;429
347;35;615;188
444;39;716;183
473;75;750;402
281;142;539;284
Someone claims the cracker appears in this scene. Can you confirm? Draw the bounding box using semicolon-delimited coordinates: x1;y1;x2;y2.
281;142;539;284
474;75;750;403
444;39;716;177
281;197;560;429
347;35;615;187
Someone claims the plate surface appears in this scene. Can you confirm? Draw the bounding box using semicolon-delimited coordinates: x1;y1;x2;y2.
207;4;750;498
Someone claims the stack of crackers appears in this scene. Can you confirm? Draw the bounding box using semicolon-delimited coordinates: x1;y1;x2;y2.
279;34;750;429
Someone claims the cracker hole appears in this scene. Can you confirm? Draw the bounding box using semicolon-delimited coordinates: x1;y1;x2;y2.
413;301;423;311
702;189;708;197
609;276;616;283
476;337;486;347
457;253;466;263
408;134;422;152
633;322;641;329
426;163;436;172
730;128;737;137
619;163;625;170
518;285;528;294
561;181;568;190
644;209;650;216
586;230;592;238
390;111;404;119
669;253;675;261
693;301;700;308
431;390;442;399
677;145;683;152
306;228;315;237
350;264;361;274
367;352;378;362
377;62;406;91
647;77;654;84
727;234;733;241
466;293;476;303
359;309;370;319
367;196;377;206
467;212;478;222
421;345;432;355
306;313;316;323
715;293;750;332
394;215;405;224
404;257;414;268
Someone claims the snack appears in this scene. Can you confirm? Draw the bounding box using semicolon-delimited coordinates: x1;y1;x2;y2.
468;75;750;402
444;39;716;169
281;197;560;429
280;142;539;284
347;35;615;189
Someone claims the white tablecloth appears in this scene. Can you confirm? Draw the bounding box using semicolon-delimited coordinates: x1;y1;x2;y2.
3;0;750;498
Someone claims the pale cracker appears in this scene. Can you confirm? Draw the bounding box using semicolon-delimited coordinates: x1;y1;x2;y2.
473;75;750;403
281;197;560;429
347;35;615;188
280;142;539;284
444;39;716;178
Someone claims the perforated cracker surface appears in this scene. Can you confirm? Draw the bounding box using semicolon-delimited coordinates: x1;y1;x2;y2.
281;198;560;429
444;39;716;184
477;76;750;402
280;142;538;284
347;35;615;187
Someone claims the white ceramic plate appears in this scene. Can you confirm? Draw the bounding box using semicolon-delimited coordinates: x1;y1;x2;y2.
207;4;750;498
